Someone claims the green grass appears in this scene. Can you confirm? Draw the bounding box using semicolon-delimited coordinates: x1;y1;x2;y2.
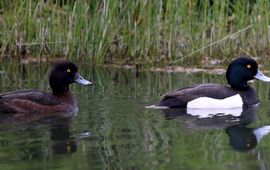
0;0;270;67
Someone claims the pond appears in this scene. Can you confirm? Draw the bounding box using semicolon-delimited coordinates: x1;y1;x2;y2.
0;63;270;170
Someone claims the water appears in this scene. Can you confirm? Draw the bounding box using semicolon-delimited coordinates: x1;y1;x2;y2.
1;63;270;170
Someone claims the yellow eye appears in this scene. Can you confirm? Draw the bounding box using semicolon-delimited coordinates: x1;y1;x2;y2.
247;64;251;69
67;69;71;73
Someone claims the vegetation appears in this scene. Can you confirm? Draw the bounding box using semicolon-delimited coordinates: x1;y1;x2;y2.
0;0;270;66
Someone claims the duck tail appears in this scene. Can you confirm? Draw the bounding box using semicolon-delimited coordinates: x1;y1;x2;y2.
145;104;169;109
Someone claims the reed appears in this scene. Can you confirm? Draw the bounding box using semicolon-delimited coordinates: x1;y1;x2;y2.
0;0;269;66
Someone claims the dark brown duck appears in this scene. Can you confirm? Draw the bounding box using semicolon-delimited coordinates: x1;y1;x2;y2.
0;61;91;114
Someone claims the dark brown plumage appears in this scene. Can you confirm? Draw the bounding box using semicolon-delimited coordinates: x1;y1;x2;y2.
0;61;91;115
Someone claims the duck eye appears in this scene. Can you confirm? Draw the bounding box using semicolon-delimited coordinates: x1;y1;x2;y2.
66;69;71;73
247;64;251;69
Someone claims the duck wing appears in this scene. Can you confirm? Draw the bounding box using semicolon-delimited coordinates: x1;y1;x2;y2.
0;89;61;106
157;83;238;108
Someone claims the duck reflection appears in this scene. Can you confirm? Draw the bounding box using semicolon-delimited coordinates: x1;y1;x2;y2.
161;106;270;151
163;106;257;129
0;116;79;161
49;118;77;154
226;125;270;152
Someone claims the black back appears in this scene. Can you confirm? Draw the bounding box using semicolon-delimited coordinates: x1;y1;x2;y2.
0;89;61;105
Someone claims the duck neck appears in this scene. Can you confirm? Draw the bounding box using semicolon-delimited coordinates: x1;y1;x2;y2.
229;80;250;90
51;85;70;95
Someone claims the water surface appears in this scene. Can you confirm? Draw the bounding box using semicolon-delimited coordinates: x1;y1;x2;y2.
0;63;270;170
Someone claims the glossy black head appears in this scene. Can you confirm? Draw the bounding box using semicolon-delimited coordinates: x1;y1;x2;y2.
226;57;259;90
49;61;91;95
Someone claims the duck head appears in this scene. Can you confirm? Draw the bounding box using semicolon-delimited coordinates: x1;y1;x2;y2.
226;57;270;90
49;61;92;95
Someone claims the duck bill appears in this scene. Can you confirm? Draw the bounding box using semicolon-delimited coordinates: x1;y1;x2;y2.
74;73;92;85
254;70;270;82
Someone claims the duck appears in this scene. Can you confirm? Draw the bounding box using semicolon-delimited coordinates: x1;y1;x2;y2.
0;61;92;114
147;56;270;109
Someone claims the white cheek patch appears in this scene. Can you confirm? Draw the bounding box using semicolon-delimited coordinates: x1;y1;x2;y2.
187;94;243;109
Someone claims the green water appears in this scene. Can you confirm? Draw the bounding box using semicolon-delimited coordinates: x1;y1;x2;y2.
0;64;270;170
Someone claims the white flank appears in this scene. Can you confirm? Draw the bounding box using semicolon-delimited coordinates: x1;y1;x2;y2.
187;107;243;118
253;125;270;142
187;94;243;109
